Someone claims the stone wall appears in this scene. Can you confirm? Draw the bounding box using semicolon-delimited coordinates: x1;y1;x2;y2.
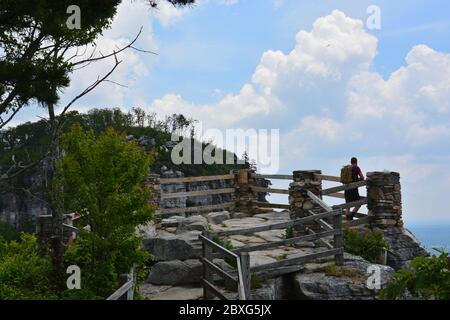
143;173;162;209
232;169;259;215
160;169;186;210
366;171;403;228
289;170;323;232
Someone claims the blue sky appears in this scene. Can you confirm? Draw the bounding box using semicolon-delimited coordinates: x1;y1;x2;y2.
9;0;450;226
143;0;450;103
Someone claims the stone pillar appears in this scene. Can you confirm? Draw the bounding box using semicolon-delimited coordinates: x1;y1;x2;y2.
289;170;323;232
366;171;403;229
143;173;162;211
37;214;77;247
233;169;258;215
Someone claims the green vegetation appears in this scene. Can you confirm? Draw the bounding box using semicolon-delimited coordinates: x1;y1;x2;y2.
0;234;56;300
0;108;249;232
0;221;20;242
55;125;154;299
251;273;263;290
0;108;245;177
0;0;211;300
212;236;235;266
343;228;388;264
275;253;288;261
0;124;161;300
317;263;365;279
0;0;121;129
284;226;294;240
380;249;450;300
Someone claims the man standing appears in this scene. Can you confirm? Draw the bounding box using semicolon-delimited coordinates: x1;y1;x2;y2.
344;157;365;220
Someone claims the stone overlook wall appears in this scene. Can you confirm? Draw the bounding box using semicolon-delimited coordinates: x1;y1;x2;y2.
366;171;403;228
289;170;323;232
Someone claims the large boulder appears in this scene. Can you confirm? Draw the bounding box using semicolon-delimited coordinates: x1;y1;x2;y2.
135;221;157;238
207;211;231;225
139;284;203;300
161;216;185;228
290;254;394;300
176;215;209;234
142;231;202;261
382;227;429;270
148;260;202;285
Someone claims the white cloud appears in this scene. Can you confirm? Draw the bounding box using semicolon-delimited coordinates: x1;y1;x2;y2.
56;1;157;113
149;10;378;130
150;83;279;128
154;1;191;27
153;0;239;27
34;6;449;223
272;0;283;9
58;0;245;113
347;44;450;146
147;10;450;158
298;116;345;142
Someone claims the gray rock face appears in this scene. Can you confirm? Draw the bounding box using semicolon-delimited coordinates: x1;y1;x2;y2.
231;212;249;219
207;211;231;225
142;231;202;261
251;277;286;300
161;169;187;210
161;217;183;228
138;136;156;148
176;215;209;234
139;284;203;300
148;259;203;285
136;221;157;238
0;158;51;230
290;254;394;300
382;227;429;270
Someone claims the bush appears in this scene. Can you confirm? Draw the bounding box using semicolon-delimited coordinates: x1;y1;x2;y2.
284;226;294;240
63;232;151;299
380;249;450;300
0;221;20;242
0;234;56;300
343;228;388;263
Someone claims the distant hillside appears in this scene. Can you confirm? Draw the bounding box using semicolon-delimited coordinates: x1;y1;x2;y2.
0;108;251;232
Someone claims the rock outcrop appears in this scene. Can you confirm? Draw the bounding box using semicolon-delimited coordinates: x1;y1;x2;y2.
382;227;429;270
142;231;203;261
289;254;394;300
139;210;429;301
148;259;203;285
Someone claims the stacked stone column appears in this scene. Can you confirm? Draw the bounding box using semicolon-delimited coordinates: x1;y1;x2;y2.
143;173;162;212
232;169;258;215
289;170;323;233
366;171;403;228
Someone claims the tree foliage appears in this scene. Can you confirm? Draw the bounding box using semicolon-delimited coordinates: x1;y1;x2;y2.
54;124;154;298
0;0;122;123
0;0;195;128
0;221;20;242
0;234;56;300
380;250;450;300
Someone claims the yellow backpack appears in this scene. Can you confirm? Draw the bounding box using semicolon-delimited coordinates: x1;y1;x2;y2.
340;165;353;184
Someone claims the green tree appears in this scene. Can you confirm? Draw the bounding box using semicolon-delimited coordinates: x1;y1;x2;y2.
55;124;154;298
0;0;194;132
1;0;196;293
380;250;450;300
